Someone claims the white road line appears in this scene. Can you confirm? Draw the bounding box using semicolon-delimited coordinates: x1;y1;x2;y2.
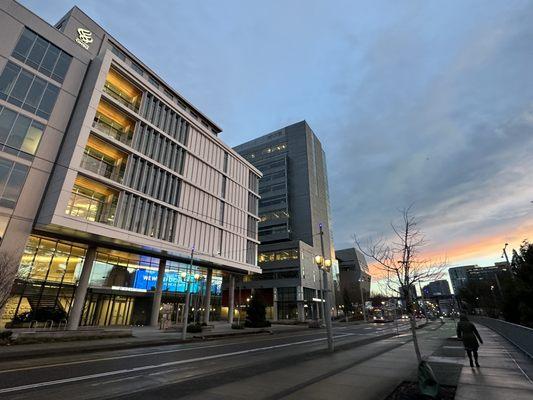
0;334;354;394
0;331;338;374
90;375;138;386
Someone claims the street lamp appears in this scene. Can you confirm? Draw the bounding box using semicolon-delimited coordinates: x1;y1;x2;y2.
359;276;367;322
314;255;326;323
316;223;334;352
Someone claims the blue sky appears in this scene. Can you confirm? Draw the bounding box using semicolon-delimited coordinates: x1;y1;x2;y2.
21;0;533;288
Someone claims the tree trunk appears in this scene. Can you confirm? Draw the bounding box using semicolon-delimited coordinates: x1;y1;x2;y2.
409;312;422;363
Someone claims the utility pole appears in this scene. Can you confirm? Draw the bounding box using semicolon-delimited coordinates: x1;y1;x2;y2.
319;223;334;352
181;246;194;341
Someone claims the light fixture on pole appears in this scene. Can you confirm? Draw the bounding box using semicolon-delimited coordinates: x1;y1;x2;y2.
317;223;334;352
314;255;326;323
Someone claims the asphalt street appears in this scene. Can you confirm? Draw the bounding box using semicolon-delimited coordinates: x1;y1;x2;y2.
0;321;416;399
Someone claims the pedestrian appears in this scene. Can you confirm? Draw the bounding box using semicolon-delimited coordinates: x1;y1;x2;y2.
456;313;483;367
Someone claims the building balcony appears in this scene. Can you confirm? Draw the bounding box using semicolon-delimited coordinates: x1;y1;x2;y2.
103;80;142;113
80;135;127;183
92;100;135;146
65;175;119;225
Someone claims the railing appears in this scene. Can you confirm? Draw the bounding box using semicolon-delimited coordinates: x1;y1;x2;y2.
80;153;125;183
93;114;132;146
67;195;118;225
473;316;533;358
103;82;140;112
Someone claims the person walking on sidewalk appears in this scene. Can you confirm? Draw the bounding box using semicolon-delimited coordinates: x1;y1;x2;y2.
457;313;483;367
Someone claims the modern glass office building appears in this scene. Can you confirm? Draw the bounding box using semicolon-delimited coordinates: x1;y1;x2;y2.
0;1;261;329
234;121;336;321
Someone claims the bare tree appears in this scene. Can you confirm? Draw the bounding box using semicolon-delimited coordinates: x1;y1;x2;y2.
0;252;19;322
355;206;446;363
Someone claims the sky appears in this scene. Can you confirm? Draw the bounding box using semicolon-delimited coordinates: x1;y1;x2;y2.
21;0;533;291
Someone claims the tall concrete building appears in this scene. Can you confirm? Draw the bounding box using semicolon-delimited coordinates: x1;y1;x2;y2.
336;248;371;307
0;1;261;329
449;265;477;294
234;121;335;321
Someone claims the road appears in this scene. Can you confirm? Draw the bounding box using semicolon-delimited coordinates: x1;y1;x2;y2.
0;321;416;399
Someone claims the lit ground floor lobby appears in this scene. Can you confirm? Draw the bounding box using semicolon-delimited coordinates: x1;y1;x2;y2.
0;234;246;330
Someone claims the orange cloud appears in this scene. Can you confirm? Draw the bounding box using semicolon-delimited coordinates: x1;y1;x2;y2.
367;220;533;282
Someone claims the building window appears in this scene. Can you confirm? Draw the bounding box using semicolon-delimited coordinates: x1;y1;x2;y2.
12;28;72;83
258;249;298;263
260;209;289;222
110;44;126;61
258;223;288;236
0;106;44;159
65;176;119;225
248;192;259;214
0;62;60;120
246;240;257;265
248;171;259;193
0;156;29;208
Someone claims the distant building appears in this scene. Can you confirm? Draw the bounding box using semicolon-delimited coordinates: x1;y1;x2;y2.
449;265;477;294
422;280;451;297
336;248;371;306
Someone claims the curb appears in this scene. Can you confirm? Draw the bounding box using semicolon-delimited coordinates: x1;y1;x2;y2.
0;326;309;362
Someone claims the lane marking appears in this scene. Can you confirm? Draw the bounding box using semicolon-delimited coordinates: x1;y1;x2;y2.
0;330;349;374
0;333;354;394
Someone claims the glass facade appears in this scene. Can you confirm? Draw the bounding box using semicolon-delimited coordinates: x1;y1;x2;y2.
8;236;86;327
0;156;29;209
0;106;44;159
0;62;60;120
12;28;72;83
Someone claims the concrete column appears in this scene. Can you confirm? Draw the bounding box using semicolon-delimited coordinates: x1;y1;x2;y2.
202;268;213;324
228;274;235;324
272;287;278;321
297;285;305;322
67;246;96;330
150;258;166;327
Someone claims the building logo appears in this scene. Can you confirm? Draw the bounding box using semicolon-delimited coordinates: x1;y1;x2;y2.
76;28;93;49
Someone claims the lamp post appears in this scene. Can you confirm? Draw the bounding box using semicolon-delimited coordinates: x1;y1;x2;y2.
359;276;367;322
316;223;334;352
181;246;197;341
315;255;326;325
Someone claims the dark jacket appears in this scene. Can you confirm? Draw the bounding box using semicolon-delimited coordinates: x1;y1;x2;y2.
457;320;483;350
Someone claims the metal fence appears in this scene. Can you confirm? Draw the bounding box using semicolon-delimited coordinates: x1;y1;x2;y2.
473;316;533;358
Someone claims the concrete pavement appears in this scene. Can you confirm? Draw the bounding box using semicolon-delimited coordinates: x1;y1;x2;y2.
454;324;533;400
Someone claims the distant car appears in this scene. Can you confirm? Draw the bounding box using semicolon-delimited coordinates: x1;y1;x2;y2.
400;314;409;320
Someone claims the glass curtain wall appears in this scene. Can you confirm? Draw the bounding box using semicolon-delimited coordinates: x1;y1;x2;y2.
7;236;86;327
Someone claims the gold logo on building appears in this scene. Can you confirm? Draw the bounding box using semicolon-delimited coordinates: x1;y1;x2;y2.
76;28;93;49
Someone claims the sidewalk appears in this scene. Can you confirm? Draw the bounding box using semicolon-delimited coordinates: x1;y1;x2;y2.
454;324;533;400
0;321;307;362
181;322;456;400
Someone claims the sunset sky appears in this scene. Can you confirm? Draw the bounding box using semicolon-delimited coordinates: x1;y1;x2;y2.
22;0;533;293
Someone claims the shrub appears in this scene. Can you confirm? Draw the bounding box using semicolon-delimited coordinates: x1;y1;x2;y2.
0;330;12;341
186;323;203;333
231;323;245;329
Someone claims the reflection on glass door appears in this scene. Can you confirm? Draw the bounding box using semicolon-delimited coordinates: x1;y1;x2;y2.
82;293;134;326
